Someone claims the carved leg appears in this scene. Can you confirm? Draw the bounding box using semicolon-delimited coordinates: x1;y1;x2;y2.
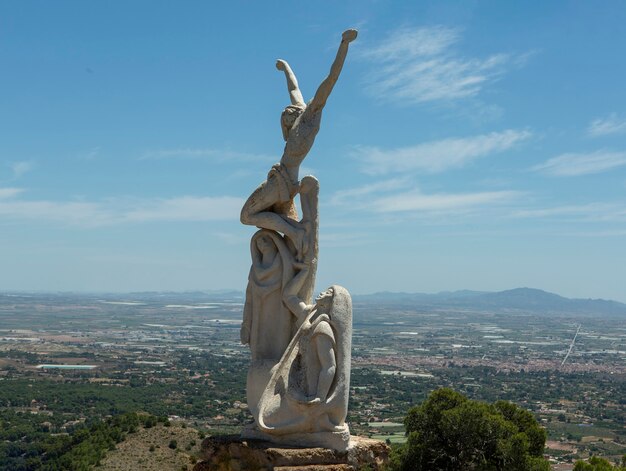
241;178;305;255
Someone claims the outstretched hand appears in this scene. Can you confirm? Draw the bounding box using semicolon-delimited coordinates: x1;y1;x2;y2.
342;29;358;43
276;59;287;71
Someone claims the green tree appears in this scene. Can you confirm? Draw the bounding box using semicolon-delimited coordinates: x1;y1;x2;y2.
390;388;550;471
574;456;626;471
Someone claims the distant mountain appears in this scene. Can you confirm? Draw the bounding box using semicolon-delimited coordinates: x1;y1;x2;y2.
354;287;626;317
355;290;488;303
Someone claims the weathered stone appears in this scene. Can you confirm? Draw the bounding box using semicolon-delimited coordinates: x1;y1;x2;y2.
274;466;352;470
193;435;390;471
238;29;358;450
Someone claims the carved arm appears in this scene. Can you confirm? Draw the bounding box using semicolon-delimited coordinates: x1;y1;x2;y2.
308;29;357;113
276;59;305;107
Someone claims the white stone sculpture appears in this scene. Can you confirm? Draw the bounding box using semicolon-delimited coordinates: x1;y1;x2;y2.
240;29;357;451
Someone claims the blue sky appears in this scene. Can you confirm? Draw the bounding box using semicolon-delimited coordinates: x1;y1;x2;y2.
2;1;626;301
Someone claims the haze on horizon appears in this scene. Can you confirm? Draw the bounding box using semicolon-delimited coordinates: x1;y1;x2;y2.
1;2;626;302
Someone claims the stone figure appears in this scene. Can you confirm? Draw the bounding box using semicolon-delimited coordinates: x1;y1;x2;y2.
240;230;297;362
240;29;356;451
240;28;357;261
253;278;352;446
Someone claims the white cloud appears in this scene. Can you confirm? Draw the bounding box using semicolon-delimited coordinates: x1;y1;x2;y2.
330;178;411;205
319;232;368;247
572;229;626;237
0;194;244;226
588;114;626;137
370;189;521;213
10;161;34;179
361;26;526;105
0;200;107;225
332;180;522;216
80;147;100;161
0;188;24;199
512;203;626;222
140;148;273;163
354;129;531;175
122;196;243;223
361;25;458;61
532;151;626;176
513;204;605;218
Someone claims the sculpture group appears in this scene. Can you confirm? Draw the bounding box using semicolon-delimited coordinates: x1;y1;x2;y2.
240;29;357;451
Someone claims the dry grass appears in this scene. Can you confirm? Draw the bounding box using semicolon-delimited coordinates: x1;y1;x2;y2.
100;423;203;471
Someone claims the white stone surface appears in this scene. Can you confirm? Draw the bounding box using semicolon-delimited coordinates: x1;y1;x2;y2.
239;29;356;451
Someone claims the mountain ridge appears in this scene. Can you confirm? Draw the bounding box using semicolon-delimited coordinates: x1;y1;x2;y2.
354;287;626;317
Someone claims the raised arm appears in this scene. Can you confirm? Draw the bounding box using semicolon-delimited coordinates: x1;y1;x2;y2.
276;59;305;107
309;29;357;113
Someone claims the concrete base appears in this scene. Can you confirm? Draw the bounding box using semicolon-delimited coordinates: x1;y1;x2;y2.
193;434;390;471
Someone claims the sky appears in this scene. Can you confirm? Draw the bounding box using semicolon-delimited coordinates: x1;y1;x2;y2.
1;1;626;301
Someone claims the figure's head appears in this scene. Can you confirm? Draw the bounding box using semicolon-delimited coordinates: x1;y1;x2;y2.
315;287;335;312
281;105;305;140
256;234;276;256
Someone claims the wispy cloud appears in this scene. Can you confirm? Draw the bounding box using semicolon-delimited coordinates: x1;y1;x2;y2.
360;26;528;105
512;203;626;223
319;232;369;247
572;229;626;237
0;200;107;225
532;151;626;176
362;25;458;61
331;180;522;216
9;161;34;179
79;147;100;161
588;113;626;137
330;177;411;205
369;189;521;213
0;193;244;226
0;187;23;199
140;148;273;163
354;129;531;175
513;204;603;218
122;196;243;223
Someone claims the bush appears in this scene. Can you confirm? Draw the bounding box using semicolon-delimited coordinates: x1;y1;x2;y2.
574;455;626;471
390;388;550;471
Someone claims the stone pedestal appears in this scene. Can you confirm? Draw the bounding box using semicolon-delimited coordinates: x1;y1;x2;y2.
193;435;390;471
241;424;351;451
